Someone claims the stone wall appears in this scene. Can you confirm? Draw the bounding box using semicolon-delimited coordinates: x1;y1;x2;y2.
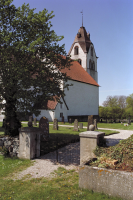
0;136;19;157
79;165;133;200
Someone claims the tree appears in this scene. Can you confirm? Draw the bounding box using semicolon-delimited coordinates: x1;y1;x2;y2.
0;0;72;136
99;106;108;120
102;96;118;107
102;95;126;120
126;94;133;117
103;95;127;109
117;95;127;109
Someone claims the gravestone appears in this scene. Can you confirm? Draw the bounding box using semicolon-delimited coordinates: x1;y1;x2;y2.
28;116;33;127
87;115;93;131
62;116;65;124
79;123;83;129
73;119;79;131
53;118;58;130
39;117;49;140
94;119;98;130
34;118;37;126
128;117;131;125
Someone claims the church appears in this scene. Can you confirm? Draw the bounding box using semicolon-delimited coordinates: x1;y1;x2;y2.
33;25;99;122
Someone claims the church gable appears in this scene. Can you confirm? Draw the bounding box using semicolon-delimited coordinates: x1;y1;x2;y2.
69;43;86;70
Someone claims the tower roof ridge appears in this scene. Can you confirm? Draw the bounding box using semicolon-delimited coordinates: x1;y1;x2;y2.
68;26;92;55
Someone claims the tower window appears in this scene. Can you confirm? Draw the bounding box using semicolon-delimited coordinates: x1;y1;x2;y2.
91;47;93;56
91;62;93;69
89;60;95;70
89;60;91;69
78;59;82;65
93;62;95;70
74;46;79;55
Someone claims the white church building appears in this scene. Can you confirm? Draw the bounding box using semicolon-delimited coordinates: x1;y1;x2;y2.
33;25;99;122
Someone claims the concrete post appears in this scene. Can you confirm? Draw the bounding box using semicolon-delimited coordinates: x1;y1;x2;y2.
79;131;105;165
19;127;41;159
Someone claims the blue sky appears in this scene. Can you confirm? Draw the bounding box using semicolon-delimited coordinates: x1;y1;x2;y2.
12;0;133;105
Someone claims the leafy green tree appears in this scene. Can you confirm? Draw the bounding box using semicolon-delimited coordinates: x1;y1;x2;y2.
102;95;126;121
103;96;118;107
99;106;108;120
126;94;133;113
0;0;72;136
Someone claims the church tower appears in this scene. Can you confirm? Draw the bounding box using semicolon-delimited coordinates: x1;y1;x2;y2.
68;26;98;83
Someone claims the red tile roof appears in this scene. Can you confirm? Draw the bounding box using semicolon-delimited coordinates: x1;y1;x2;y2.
47;98;58;110
34;96;59;110
60;60;99;86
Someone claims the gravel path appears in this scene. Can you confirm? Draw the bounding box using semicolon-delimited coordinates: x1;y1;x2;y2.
99;128;133;146
13;127;133;180
13;142;80;180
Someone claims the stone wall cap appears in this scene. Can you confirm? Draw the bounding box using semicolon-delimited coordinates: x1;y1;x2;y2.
79;131;105;138
19;127;40;132
79;165;133;175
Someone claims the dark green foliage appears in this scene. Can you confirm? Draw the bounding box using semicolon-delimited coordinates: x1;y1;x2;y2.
0;1;72;136
100;94;133;120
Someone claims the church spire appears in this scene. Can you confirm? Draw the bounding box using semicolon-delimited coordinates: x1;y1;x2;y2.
81;10;83;27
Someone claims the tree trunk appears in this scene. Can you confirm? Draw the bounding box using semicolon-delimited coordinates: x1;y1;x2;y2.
4;98;21;136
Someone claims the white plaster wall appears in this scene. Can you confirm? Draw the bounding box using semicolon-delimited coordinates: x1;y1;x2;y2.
64;80;99;117
70;43;87;71
33;110;54;122
33;97;68;122
54;99;68;122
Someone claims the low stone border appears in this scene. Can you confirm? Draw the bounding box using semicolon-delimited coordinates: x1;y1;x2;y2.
79;165;133;200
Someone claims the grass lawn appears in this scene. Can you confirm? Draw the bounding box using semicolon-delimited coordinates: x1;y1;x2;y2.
0;155;122;200
49;121;133;130
0;121;119;137
97;122;133;130
0;121;128;199
21;122;119;136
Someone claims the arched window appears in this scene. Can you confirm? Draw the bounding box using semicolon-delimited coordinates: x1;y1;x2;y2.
91;62;93;69
93;62;95;70
78;59;82;65
91;47;93;57
89;60;95;70
74;46;79;55
89;60;91;69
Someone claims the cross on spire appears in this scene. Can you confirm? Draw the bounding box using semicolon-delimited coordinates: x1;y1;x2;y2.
81;10;83;27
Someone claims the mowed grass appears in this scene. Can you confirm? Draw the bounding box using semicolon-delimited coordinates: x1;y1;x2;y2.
49;121;133;130
0;155;123;200
21;122;119;136
0;121;119;137
97;122;133;130
0;121;125;199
